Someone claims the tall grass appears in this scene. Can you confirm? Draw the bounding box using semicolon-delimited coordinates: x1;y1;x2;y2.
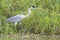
0;0;60;34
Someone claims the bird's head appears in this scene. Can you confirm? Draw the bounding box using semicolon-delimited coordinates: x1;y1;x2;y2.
31;6;35;8
29;6;36;10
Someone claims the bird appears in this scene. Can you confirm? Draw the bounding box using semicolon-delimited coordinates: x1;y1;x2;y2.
5;6;36;25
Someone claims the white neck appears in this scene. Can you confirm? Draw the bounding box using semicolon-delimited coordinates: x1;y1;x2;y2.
25;8;31;17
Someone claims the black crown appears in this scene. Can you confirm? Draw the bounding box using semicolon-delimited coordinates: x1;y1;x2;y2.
31;6;35;8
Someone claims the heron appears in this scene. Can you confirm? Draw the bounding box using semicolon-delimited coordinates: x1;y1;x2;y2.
5;6;36;25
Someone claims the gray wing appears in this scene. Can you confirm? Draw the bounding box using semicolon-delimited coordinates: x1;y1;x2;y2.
6;14;24;23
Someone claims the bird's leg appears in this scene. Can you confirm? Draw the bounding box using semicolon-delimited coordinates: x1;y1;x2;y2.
14;22;18;33
14;22;17;25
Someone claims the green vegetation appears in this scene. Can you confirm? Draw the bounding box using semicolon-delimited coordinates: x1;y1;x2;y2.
0;0;60;35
